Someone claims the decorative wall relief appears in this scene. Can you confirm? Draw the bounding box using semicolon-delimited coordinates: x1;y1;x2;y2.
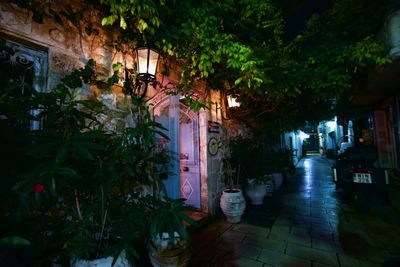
49;28;66;43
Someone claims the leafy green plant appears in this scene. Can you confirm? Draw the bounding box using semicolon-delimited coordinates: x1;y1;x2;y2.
227;136;294;188
222;157;240;189
0;59;170;265
149;198;197;243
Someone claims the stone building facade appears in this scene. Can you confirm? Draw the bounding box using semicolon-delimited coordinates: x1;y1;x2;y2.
0;1;250;215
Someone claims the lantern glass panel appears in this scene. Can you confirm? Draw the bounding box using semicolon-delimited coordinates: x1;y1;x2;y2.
137;48;149;74
147;49;159;76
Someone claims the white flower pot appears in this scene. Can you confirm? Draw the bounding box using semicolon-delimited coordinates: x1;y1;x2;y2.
272;172;284;190
220;189;246;223
70;250;131;267
265;180;274;196
148;233;191;267
245;181;267;205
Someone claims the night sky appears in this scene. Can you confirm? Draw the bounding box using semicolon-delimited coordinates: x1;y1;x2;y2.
275;0;333;41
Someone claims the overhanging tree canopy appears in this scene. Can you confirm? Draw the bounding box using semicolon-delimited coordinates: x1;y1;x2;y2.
9;0;393;131
99;0;391;130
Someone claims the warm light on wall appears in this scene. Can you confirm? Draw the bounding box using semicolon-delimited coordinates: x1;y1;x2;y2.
227;96;240;108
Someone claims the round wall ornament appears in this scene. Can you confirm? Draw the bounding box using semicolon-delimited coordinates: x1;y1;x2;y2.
208;137;219;156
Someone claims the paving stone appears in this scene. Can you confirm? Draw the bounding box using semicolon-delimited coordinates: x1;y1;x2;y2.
310;202;326;209
311;211;330;219
232;223;270;236
312;221;334;232
190;156;400;267
285;230;312;247
217;241;262;260
269;225;291;240
286;243;339;266
311;237;343;253
258;248;311;267
312;262;336;267
220;229;246;243
310;228;334;241
274;216;293;226
310;207;325;214
190;245;220;266
337;254;382;267
291;227;312;238
232;257;264;267
243;234;286;253
294;208;311;217
285;236;311;247
288;215;312;229
363;247;391;264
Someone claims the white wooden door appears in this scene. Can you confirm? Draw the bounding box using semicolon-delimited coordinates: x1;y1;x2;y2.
179;106;201;208
153;96;180;199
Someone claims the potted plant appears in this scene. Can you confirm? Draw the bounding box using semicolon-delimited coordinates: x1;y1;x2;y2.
228;137;271;205
268;149;294;190
220;158;246;223
2;60;169;266
245;176;268;205
147;197;197;267
0;236;33;267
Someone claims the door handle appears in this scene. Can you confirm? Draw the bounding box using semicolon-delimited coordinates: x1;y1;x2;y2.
182;166;190;172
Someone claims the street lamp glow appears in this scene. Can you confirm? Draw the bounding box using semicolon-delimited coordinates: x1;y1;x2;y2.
227;96;240;108
299;131;310;141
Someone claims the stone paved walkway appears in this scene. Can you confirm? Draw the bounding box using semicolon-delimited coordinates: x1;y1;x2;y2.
189;155;400;267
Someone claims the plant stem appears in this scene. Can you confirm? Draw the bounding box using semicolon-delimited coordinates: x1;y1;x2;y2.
96;209;108;258
74;190;83;220
236;164;240;187
96;186;107;258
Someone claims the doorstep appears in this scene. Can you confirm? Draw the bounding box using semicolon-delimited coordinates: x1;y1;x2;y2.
184;210;210;230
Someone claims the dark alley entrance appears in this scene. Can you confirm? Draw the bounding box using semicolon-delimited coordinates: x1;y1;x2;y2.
189;155;400;267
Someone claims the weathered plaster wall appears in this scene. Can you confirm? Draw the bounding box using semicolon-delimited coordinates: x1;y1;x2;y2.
0;1;129;93
0;1;231;217
204;90;225;215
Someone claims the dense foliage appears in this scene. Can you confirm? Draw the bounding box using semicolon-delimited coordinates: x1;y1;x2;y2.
99;0;392;131
0;57;189;265
4;0;392;130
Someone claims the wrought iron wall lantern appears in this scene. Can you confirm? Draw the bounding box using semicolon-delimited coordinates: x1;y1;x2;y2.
124;47;160;100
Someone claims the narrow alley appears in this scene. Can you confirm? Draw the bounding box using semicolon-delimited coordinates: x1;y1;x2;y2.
189;155;400;267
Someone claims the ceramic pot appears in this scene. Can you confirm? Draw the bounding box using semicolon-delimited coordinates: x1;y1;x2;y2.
70;250;131;267
245;180;267;205
148;233;191;267
271;172;284;190
265;180;274;196
220;188;246;223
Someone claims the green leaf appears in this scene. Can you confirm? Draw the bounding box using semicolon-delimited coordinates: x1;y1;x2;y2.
234;78;242;85
120;16;127;29
72;143;94;160
0;236;31;246
56;167;79;178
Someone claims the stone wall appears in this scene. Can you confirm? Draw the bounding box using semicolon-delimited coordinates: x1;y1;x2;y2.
0;1;129;93
0;0;236;217
204;90;225;215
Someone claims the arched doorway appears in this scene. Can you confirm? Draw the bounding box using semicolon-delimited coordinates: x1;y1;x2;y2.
152;95;201;209
179;104;200;208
